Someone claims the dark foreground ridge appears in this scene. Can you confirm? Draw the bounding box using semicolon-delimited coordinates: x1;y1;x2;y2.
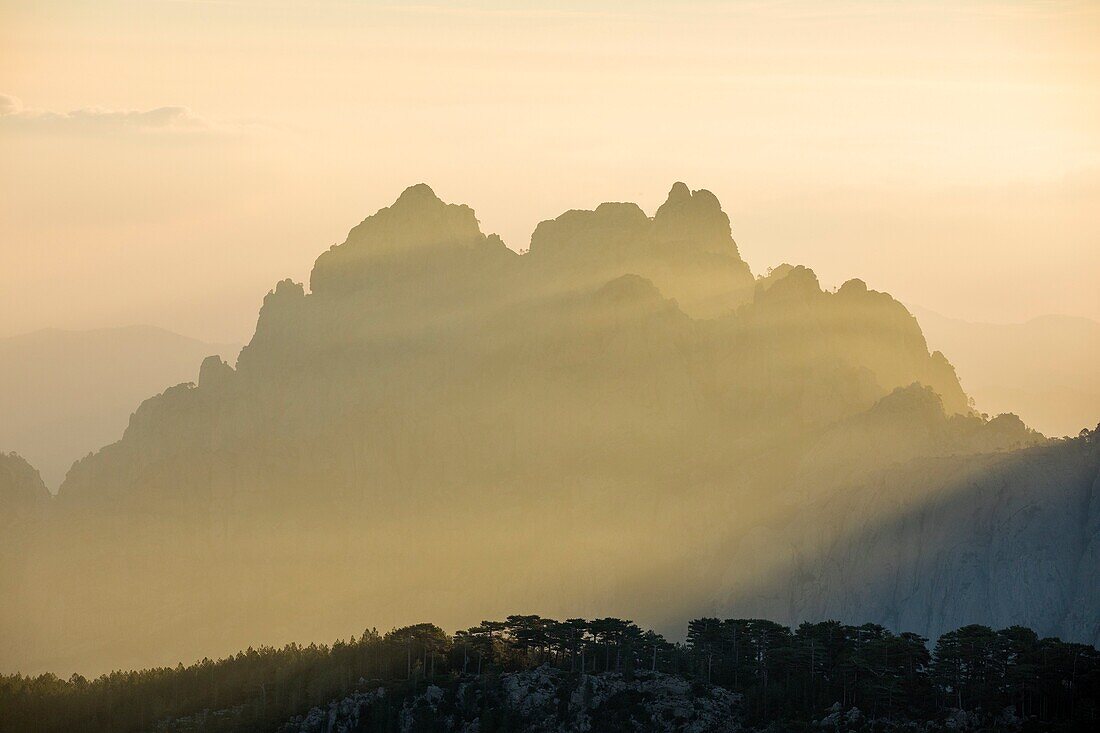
2;615;1097;733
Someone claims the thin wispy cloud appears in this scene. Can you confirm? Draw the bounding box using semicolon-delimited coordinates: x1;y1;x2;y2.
0;94;220;136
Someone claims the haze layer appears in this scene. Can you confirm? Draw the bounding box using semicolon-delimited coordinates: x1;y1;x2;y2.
2;185;1096;676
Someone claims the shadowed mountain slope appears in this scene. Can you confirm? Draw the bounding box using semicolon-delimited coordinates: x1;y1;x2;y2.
711;389;1097;646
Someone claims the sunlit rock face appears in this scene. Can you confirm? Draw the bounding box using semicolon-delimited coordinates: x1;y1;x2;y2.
3;183;1087;676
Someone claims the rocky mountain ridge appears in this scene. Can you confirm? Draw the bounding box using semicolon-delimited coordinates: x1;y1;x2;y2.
1;183;1088;677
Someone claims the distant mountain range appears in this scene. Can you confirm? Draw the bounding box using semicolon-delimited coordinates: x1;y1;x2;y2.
910;306;1100;438
1;184;1096;677
0;326;239;490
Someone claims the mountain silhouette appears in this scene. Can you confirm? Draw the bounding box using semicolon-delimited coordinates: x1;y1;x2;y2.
0;325;239;489
0;452;49;530
911;306;1100;437
1;184;1089;677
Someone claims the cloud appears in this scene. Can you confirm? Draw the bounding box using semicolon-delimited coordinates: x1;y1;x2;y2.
0;93;218;136
0;94;20;116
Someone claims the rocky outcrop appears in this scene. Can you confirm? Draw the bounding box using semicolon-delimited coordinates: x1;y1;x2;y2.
280;669;742;733
277;688;386;733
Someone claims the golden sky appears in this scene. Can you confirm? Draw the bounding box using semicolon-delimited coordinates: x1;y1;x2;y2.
2;0;1098;342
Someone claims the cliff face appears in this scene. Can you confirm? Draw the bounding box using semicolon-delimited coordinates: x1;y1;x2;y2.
716;396;1095;646
2;183;1085;675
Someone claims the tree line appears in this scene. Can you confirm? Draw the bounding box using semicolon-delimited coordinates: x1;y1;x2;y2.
1;616;1096;731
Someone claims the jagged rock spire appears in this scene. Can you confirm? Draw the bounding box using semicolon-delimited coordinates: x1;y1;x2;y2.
308;184;506;295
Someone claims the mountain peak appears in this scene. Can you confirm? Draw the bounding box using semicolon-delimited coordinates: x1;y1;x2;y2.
665;181;691;206
394;182;443;207
655;182;721;219
198;355;234;390
308;185;492;294
652;182;744;267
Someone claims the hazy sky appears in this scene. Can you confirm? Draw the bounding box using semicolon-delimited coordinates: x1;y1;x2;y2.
2;0;1098;343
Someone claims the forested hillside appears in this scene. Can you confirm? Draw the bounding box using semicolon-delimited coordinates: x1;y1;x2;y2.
2;614;1096;732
